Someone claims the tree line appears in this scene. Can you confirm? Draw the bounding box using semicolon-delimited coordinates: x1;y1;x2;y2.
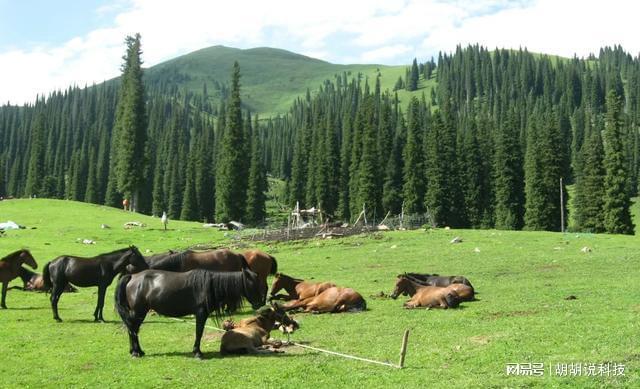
1;42;638;233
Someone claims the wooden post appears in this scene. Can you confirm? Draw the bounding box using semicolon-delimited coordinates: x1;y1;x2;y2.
398;329;409;368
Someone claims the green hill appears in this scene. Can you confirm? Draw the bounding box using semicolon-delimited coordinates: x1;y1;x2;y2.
144;45;433;117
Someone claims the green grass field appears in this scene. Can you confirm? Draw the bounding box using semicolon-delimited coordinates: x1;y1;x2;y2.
1;199;638;387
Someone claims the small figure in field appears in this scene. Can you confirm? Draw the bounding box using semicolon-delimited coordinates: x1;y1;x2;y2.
122;198;129;211
161;211;168;231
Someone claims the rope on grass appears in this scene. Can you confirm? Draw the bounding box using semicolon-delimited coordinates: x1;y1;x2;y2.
169;317;409;369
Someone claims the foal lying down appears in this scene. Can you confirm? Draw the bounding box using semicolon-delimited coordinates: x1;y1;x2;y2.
220;304;299;355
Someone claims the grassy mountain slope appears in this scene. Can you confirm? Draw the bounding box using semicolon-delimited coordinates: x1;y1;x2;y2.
145;45;434;117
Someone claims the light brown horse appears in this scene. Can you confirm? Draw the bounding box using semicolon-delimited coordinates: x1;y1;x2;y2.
391;275;474;301
243;250;278;299
403;286;460;309
220;304;299;354
14;266;77;293
269;273;336;301
0;249;37;308
282;286;367;313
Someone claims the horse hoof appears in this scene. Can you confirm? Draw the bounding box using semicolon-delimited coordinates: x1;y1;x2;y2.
1;305;7;309
194;352;204;359
55;318;63;322
131;351;143;358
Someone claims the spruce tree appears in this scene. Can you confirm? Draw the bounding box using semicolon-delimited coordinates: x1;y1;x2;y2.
180;153;198;221
573;130;606;232
602;90;634;234
493;110;524;230
113;34;147;211
215;62;246;222
245;118;268;225
407;58;419;91
25;113;46;197
402;98;425;214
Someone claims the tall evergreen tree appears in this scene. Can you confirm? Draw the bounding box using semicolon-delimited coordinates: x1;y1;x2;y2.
113;34;148;211
215;62;246;222
25;113;46;197
602;90;634;234
573;129;606;232
493;110;524;230
402;98;425;214
407;58;419;91
245;116;268;225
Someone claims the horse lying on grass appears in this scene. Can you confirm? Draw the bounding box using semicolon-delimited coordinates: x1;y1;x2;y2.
404;272;474;289
115;263;264;359
269;273;336;301
220;304;299;355
0;249;37;308
270;273;366;313
391;274;475;301
14;266;77;293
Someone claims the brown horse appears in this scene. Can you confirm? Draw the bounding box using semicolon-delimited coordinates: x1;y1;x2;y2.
243;250;278;299
284;286;367;313
269;273;336;301
220;304;298;354
136;248;275;306
0;249;37;308
403;286;460;309
391;275;474;301
405;272;474;288
15;267;77;293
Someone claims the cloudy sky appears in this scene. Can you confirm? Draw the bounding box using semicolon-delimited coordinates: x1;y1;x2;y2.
1;0;638;104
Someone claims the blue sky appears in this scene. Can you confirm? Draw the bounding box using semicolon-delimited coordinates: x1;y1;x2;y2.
0;0;638;104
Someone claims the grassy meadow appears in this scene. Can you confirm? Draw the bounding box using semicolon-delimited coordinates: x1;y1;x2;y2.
0;199;639;388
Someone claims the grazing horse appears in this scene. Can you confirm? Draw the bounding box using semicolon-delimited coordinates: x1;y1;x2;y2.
269;273;336;301
16;266;77;293
115;265;264;358
43;246;148;322
243;250;278;299
220;303;298;355
0;249;37;308
391;275;474;301
403;286;460;309
136;248;274;306
405;272;474;288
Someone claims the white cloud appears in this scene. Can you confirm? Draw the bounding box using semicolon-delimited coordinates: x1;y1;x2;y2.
1;0;640;104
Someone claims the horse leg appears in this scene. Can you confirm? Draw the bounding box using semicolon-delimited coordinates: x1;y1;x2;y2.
51;283;65;322
94;285;107;322
1;281;7;308
192;311;207;359
129;313;147;357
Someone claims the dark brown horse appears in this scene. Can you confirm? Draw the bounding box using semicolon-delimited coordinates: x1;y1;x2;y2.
391;275;474;301
269;273;336;301
136;248;275;306
115;264;264;358
16;266;77;293
403;286;460;309
0;249;37;308
43;246;147;322
220;303;298;354
405;272;474;288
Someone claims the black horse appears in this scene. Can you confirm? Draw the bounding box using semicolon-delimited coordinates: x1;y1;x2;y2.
43;246;147;322
115;263;264;359
405;272;474;288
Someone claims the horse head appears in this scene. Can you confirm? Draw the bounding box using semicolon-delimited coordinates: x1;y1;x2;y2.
268;302;299;333
126;245;149;273
19;249;37;269
390;276;412;299
242;266;266;309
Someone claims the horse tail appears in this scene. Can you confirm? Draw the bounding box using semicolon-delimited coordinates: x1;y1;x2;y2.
115;274;133;326
269;256;278;275
42;261;53;289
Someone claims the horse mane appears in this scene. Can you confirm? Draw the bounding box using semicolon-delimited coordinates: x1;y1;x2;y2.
97;247;134;257
189;270;245;321
277;273;304;282
150;251;188;271
0;249;27;261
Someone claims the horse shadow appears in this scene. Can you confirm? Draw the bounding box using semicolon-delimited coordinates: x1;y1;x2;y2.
148;350;298;360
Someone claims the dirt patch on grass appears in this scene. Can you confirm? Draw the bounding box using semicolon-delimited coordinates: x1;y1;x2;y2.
469;335;491;345
538;264;562;272
485;310;538;320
